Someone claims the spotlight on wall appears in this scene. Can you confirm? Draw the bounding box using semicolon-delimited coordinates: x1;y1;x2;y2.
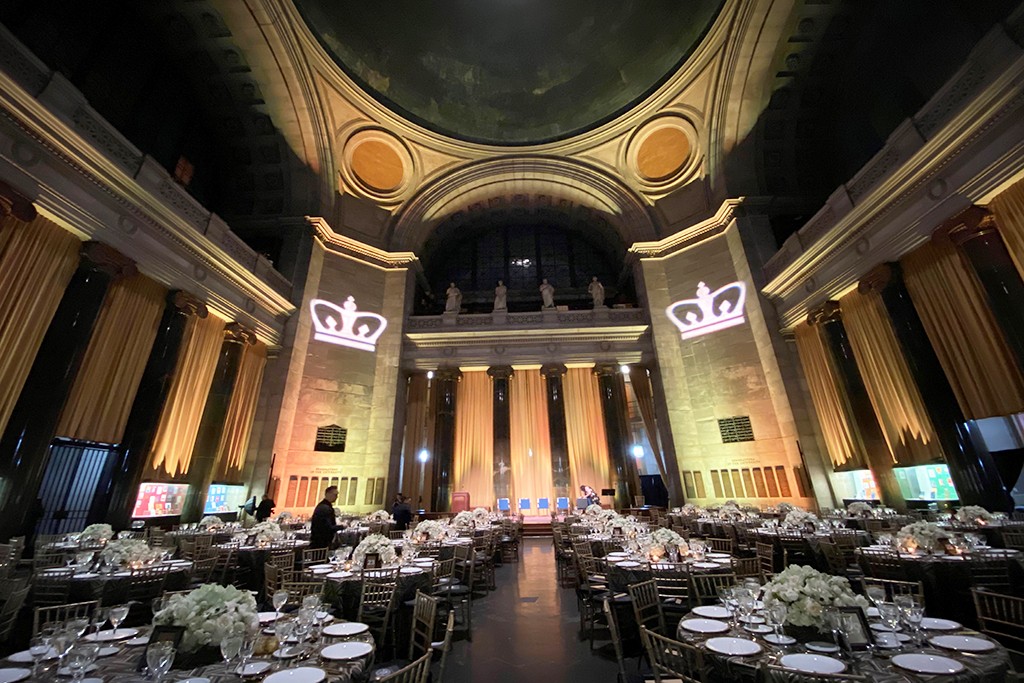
620;364;630;375
418;449;430;463
426;370;434;380
631;445;644;459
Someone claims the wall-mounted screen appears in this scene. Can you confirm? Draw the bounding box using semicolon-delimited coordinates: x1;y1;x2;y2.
132;483;189;518
204;484;247;514
894;464;959;501
832;469;880;501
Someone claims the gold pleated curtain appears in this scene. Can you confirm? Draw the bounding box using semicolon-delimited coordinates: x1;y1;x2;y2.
148;312;226;476
510;369;554;506
563;368;612;494
840;289;938;465
793;322;869;470
989;177;1024;281
55;274;167;443
452;370;494;508
627;366;669;481
0;215;80;436
400;374;433;499
902;239;1024;418
212;341;267;479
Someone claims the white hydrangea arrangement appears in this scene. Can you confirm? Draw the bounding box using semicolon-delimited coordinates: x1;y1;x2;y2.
80;523;114;544
648;527;686;551
452;510;475;528
897;521;945;553
604;515;641;537
955;505;993;524
154;583;259;652
198;515;225;530
679;503;704;516
472;507;490;524
250;521;283;544
275;511;294;524
762;564;868;630
776;502;796;514
366;509;392;523
101;538;159;567
351;533;396;567
717;503;745;521
414;519;447;541
847;501;873;516
783;509;819;528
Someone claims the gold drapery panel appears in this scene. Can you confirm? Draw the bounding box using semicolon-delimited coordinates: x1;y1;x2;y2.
990;177;1024;281
564;367;612;495
627;366;668;482
148;312;226;476
212;341;267;479
793;322;869;470
0;215;80;436
399;374;431;499
452;370;494;509
841;289;938;466
902;239;1024;418
510;369;554;506
56;274;166;443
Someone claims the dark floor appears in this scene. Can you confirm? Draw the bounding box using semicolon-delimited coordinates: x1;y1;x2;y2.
446;537;620;682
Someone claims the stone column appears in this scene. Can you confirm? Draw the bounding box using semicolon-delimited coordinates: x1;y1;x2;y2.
430;368;461;512
0;242;135;540
487;366;513;504
808;302;907;511
594;364;640;509
541;364;571;501
179;322;257;522
862;264;1013;511
95;292;208;529
944;207;1024;372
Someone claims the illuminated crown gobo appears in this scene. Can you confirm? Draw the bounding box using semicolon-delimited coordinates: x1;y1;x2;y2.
310;296;387;352
665;280;747;340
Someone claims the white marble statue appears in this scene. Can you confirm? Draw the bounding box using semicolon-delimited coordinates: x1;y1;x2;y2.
540;278;555;309
444;282;462;313
588;276;605;307
494;280;507;311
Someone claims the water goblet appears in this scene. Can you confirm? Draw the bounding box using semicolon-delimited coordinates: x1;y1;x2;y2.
91;607;108;636
65;642;99;682
272;589;289;621
238;631;257;671
877;603;902;634
28;635;52;677
50;628;75;674
275;619;296;659
902;605;925;645
893;594;915;612
146;641;175;683
865;585;886;608
765;603;788;645
66;616;90;640
220;633;243;669
108;604;130;637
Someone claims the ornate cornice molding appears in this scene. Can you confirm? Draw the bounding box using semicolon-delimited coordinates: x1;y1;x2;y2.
308;216;419;270
628;198;744;259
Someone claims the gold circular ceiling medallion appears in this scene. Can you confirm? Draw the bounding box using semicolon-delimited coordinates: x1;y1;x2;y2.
350;139;405;192
636;127;691;181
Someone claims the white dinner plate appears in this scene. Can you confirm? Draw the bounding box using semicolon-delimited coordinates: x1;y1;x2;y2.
178;678;212;683
323;622;369;637
691;562;721;570
891;654;965;675
72;572;99;579
413;559;434;566
320;641;373;660
264;667;326;683
680;618;730;634
743;624;772;634
606;552;629;558
616;561;642;568
310;567;332;575
97;646;119;657
326;571;353;580
692;606;731;619
7;648;55;663
870;623;899;632
779;654;845;674
236;661;272;676
739;615;765;624
0;669;30;683
125;637;149;646
873;632;902;649
706;553;731;559
805;642;840;654
273;647;304;659
763;633;796;645
258;612;281;623
920;617;961;631
308;564;333;571
399;567;423;575
83;628;138;642
929;635;997;653
704;637;761;657
57;664;98;676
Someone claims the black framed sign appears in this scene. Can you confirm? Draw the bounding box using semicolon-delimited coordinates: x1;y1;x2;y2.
137;625;185;671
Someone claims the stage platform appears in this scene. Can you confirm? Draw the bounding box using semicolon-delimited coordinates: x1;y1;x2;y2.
521;515;553;537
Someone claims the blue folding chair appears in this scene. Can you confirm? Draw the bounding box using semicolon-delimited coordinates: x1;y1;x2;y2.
518;498;531;514
497;498;511;513
537;498;550;514
555;497;570;512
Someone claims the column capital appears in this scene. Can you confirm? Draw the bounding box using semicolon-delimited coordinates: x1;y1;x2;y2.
81;241;137;280
857;263;894;295
487;365;514;380
593;363;622;378
434;367;463;382
539;363;567;379
933;206;997;246
224;322;258;345
0;180;36;222
169;291;209;318
806;300;842;326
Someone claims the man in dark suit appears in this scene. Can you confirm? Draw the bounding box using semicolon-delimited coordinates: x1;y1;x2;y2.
254;494;275;522
394;496;413;531
310;485;340;549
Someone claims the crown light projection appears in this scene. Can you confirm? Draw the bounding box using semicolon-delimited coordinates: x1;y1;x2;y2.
310;296;387;352
666;280;747;340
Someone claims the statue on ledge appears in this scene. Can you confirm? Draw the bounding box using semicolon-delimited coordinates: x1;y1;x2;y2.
494;280;507;311
588;276;605;308
540;278;555;309
444;282;462;313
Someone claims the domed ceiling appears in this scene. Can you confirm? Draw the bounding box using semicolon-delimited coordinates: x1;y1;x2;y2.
295;0;723;145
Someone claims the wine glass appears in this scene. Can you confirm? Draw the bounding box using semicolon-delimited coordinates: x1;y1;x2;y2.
65;642;99;682
28;636;52;677
865;585;886;609
238;631;257;673
50;628;75;674
893;594;916;612
902;605;925;645
146;641;175;683
108;604;130;637
220;634;242;669
272;589;289;621
765;603;788;645
274;619;295;659
67;616;90;640
877;603;902;633
91;607;108;636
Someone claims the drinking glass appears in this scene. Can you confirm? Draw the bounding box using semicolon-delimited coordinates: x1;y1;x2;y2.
239;631;257;671
893;594;916;611
272;589;289;620
220;634;242;668
146;641;175;683
902;605;925;645
50;628;75;673
67;617;90;639
865;585;886;608
877;603;901;633
65;642;99;682
109;604;130;636
765;603;788;644
91;607;108;636
28;636;52;677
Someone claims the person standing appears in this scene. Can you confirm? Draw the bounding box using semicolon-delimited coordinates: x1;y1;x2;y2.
310;485;340;549
255;494;275;522
394;496;413;531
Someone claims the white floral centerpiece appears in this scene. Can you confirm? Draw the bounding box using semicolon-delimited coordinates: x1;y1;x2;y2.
847;501;873;517
275;511;294;524
472;507;490;524
762;565;868;631
366;509;392;523
679;503;704;516
80;523;114;545
452;510;475;528
351;533;396;567
198;515;225;530
414;519;447;542
783;509;819;528
101;538;158;567
776;502;796;514
648;527;686;556
897;521;946;553
153;583;259;653
604;515;641;537
717;503;745;522
955;505;994;525
250;521;283;545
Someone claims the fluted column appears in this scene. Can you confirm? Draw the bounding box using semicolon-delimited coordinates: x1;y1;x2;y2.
594;364;640;509
0;242;136;539
809;302;906;511
541;364;571;501
862;264;1013;511
945;207;1024;372
179;322;257;522
431;368;461;512
487;366;513;503
95;292;208;528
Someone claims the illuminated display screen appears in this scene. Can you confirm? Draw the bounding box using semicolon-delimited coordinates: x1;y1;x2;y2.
894;464;959;501
204;484;247;514
133;482;189;518
833;469;880;501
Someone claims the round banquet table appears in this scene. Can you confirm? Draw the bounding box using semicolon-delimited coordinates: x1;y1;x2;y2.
36;561;192;604
673;608;1011;683
603;555;735;593
214;541;310;596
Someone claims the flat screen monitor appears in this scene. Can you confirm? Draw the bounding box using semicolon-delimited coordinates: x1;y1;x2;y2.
204;484;247;514
132;483;189;518
894;464;959;501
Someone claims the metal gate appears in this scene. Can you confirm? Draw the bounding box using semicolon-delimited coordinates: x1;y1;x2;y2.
36;439;113;536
